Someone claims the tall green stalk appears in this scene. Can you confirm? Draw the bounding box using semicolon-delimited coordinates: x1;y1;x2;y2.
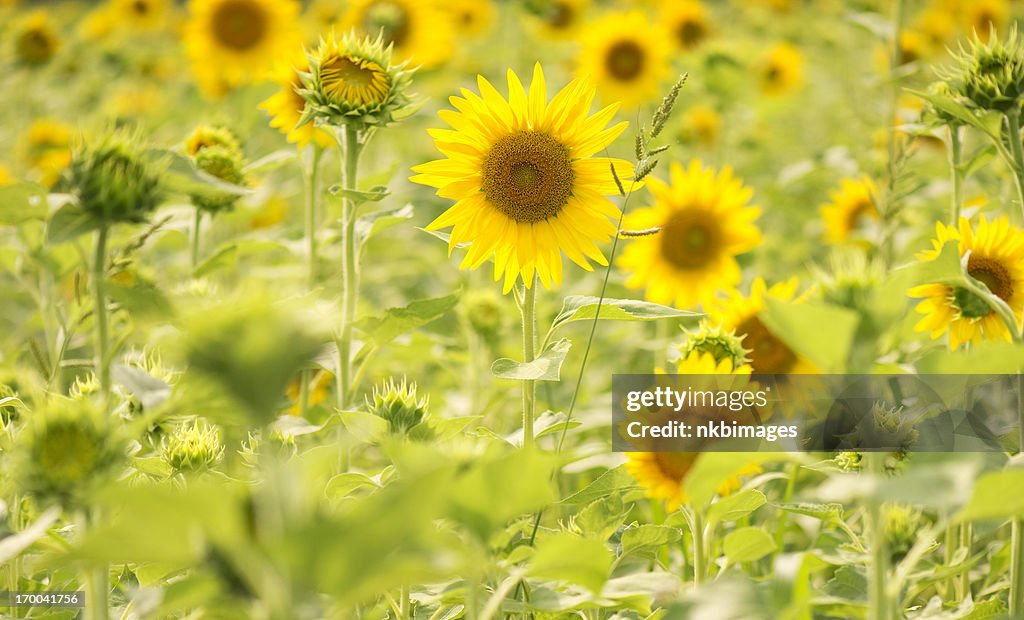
92;226;111;402
299;145;324;418
520;278;538;448
1012;373;1024;616
336;126;362;410
1005;109;1024;220
691;508;706;587
866;452;891;620
80;511;108;620
948;126;964;224
190;209;202;272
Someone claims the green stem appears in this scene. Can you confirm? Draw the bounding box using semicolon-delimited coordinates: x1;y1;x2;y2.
190;208;202;272
867;452;891;620
520;277;538;449
958;522;971;600
1005;109;1024;220
305;145;324;289
773;462;799;556
399;585;411;620
92;226;111;402
948;125;964;225
1012;519;1024;616
692;508;706;586
80;511;108;620
336;126;362;410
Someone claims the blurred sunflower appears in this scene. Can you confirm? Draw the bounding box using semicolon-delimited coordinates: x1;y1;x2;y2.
680;104;722;147
661;0;712;51
286;370;334;415
341;0;454;69
0;164;14;187
820;177;879;245
758;43;803;96
109;0;172;32
917;9;957;49
962;0;1008;40
184;0;301;94
13;11;59;66
618;160;761;309
446;0;495;38
533;0;589;39
411;63;633;293
259;58;335;149
711;277;817;374
909;216;1024;349
307;0;344;34
577;11;671;108
625;350;760;511
18;119;73;188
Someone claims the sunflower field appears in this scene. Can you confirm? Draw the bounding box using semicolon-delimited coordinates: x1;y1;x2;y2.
7;0;1024;618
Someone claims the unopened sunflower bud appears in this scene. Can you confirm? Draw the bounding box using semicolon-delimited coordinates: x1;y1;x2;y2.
185;125;242;159
162;420;224;474
882;503;926;562
944;26;1024;113
462;290;505;340
681;322;750;370
367;378;428;434
67;130;163;225
192;145;247;214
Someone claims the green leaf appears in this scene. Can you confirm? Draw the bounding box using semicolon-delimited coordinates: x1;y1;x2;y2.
560;465;639;505
193;239;289;277
822;565;868;601
528;534;612;594
723;527;776;564
909;90;998;140
339;411;389;443
620;524;681;558
759;298;858;372
962;144;997;178
683;453;794;507
774;502;845;522
356;203;413;247
329;184;390;206
491;338;572;381
242;149;296;175
354;293;459;345
325;472;379;500
707;489;767;524
112;364;171;411
0;507;60;564
47;203;101;244
106;277;174;320
902;239;965;287
917;341;1024;373
552;296;696;329
158;151;251;197
0;182;48;226
958;470;1024;521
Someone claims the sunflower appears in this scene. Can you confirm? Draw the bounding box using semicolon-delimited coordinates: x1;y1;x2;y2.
625;351;761;511
820;177;879;245
286;370;334;415
411;63;634;293
576;11;672;108
711;277;817;374
341;0;454;69
18;119;73;188
680;104;722;147
13;11;59;66
962;0;1008;41
661;0;712;51
618;160;761;310
758;43;803;96
917;9;957;49
109;0;172;32
260;58;335;149
446;0;495;37
533;0;589;39
909;216;1024;349
0;164;14;187
184;0;301;94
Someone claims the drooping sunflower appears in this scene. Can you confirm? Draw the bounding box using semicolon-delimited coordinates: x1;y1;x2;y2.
909;216;1024;349
625;350;761;511
820;177;879;245
13;11;59;66
109;0;172;32
533;0;589;39
618;160;762;310
758;42;803;96
661;0;712;51
18;119;73;188
576;11;672;108
259;57;335;149
341;0;454;69
711;277;817;374
184;0;301;94
411;63;634;293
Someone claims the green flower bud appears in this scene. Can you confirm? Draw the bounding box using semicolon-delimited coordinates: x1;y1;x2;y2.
882;503;927;562
67;131;163;225
162;420;224;474
367;377;428;435
462;290;505;340
680;322;750;370
185;125;242;159
945;26;1024;113
191;145;247;214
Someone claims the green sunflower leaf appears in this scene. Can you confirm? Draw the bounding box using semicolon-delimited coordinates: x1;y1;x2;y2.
552;296;697;330
723;526;776;564
354;293;460;345
491;338;572;381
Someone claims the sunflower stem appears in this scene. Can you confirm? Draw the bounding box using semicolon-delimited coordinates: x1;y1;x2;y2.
1012;374;1024;616
773;461;799;558
299;145;324;419
1005;108;1024;221
691;507;707;586
867;452;892;620
80;510;108;620
948;125;964;225
337;126;362;410
520;276;538;449
92;225;111;403
190;208;202;272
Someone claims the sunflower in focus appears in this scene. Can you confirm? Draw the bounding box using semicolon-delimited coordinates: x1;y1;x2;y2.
260;58;335;149
661;0;712;51
13;11;59;66
184;0;301;94
909;216;1024;349
533;0;589;39
412;64;634;293
711;277;817;374
446;0;495;37
618;160;762;309
109;0;172;32
758;43;803;96
341;0;454;69
577;11;672;108
625;350;761;511
18;119;74;188
820;177;879;245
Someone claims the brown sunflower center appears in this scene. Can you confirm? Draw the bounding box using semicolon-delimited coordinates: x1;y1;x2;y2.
482;131;574;223
659;209;722;270
363;1;411;47
132;0;150;15
677;19;707;48
845;198;875;231
605;40;646;81
17;28;55;65
653;451;696;482
212;0;268;51
737;316;797;373
547;2;573;29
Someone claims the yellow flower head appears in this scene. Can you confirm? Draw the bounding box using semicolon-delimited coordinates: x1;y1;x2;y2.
341;0;455;69
758;42;803;96
412;63;634;293
0;163;15;187
109;0;173;32
680;104;722;147
18;119;73;188
260;58;336;149
184;0;301;94
963;0;1008;41
661;0;712;51
820;177;879;245
909;216;1024;349
532;0;589;39
13;11;59;66
711;277;817;374
446;0;495;37
618;160;762;309
576;11;672;108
